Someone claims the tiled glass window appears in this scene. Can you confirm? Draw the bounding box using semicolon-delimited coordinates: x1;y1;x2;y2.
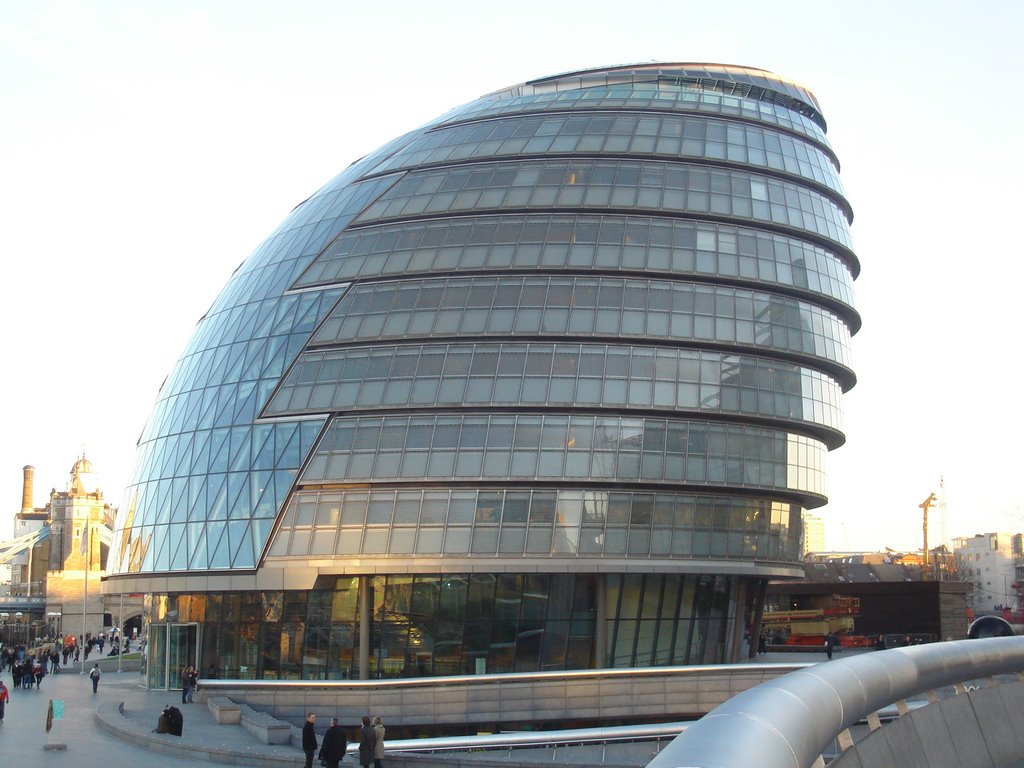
372;113;845;201
299;414;827;498
354;159;853;254
311;276;853;371
433;82;830;146
268;487;801;562
296;214;857;309
267;342;844;438
157;573;742;681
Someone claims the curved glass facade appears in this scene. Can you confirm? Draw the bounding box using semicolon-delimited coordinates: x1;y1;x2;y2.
112;63;858;682
295;214;857;312
266;343;845;437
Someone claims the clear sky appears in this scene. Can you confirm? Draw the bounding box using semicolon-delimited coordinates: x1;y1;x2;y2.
2;0;1022;553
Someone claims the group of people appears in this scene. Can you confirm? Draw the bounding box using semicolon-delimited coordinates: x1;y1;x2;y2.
0;647;55;723
303;712;385;768
6;654;46;689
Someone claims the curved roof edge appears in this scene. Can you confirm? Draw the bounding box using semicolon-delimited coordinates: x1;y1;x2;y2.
486;62;826;131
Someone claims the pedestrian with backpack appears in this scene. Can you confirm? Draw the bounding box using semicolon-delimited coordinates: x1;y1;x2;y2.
89;663;101;693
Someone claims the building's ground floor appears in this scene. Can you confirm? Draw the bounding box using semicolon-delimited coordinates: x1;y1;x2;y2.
137;571;770;689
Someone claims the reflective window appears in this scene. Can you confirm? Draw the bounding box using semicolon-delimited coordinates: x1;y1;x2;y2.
296;214;857;310
269;487;801;562
156;574;748;680
311;276;853;371
372;113;845;202
300;414;827;498
433;81;829;146
267;342;844;438
355;159;853;254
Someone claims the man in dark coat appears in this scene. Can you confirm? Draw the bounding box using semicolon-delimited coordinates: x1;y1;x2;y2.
319;716;348;768
824;632;836;660
302;712;318;768
358;715;376;767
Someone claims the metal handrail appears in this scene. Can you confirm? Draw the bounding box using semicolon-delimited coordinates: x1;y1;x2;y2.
197;660;809;691
645;636;1024;768
376;721;690;755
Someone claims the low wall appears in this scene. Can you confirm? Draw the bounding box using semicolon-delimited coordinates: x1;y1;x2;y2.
830;680;1024;768
199;664;804;731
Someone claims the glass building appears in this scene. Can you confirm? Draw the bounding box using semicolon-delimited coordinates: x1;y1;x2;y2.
107;63;858;687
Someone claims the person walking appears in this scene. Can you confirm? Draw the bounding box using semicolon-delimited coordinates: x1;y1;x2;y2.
824;632;836;660
302;712;318;768
0;679;9;723
89;662;101;693
372;715;386;768
358;715;376;768
319;716;348;768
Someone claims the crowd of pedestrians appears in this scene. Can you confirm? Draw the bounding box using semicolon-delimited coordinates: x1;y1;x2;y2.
303;711;386;768
0;645;48;690
0;627;140;706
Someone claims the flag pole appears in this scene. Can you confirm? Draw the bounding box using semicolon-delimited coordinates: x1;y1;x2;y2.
80;523;88;675
117;592;124;673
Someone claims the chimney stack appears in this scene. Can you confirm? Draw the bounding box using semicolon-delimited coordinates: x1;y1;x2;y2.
21;465;35;514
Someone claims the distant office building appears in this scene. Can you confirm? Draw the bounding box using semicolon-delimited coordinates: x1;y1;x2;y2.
954;532;1019;611
107;63;860;687
801;512;826;555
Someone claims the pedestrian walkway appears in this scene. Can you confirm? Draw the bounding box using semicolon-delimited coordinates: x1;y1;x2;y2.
0;650;844;767
0;666;314;767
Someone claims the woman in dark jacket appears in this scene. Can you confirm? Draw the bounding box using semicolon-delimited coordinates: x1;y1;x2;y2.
319;717;348;768
358;715;376;767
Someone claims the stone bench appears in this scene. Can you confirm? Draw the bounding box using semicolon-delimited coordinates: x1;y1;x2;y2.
206;696;241;725
238;704;293;745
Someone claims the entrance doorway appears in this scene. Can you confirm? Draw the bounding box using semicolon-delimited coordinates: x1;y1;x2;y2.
146;622;199;689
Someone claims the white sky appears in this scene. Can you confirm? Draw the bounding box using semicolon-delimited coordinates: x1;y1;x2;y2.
2;0;1022;553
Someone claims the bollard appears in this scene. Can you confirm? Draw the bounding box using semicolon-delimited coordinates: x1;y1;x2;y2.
43;698;68;751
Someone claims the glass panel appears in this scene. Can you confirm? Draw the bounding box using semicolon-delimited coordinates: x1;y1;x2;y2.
167;623;198;690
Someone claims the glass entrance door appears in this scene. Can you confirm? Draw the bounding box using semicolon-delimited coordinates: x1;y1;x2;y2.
168;623;198;689
146;623;200;689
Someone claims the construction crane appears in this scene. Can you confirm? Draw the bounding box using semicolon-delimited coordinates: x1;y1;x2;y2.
919;491;938;578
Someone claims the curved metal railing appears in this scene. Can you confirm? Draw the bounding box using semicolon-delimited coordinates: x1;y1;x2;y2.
645;636;1024;768
197;660;809;690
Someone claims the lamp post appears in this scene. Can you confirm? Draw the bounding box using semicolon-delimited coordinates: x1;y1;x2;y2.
14;611;24;646
0;612;8;646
